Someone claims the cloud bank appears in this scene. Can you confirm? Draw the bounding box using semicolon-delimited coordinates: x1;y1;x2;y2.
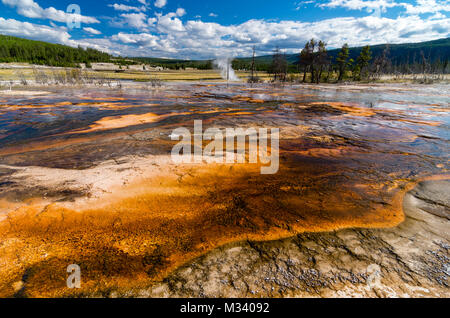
0;0;448;59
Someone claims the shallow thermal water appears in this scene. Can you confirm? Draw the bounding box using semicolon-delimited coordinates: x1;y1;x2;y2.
0;82;448;297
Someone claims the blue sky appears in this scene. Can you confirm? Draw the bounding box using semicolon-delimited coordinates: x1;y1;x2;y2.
0;0;449;59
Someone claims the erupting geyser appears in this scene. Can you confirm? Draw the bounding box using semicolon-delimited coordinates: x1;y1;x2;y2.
214;57;240;82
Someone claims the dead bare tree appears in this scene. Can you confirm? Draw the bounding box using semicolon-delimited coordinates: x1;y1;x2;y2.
372;44;391;80
270;47;288;82
299;40;315;83
314;41;329;84
421;50;430;78
17;71;28;86
248;46;260;83
33;68;49;85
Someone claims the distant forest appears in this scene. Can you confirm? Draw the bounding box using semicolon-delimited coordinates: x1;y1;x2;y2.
132;57;213;70
135;38;450;76
234;37;450;75
0;35;112;67
0;34;448;77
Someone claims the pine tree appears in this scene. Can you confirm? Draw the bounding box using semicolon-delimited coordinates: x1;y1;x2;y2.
315;41;329;83
355;45;372;80
271;47;287;81
0;35;113;67
336;43;350;81
299;41;312;82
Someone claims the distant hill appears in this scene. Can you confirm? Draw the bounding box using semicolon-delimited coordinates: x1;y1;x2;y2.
0;35;113;67
240;37;450;66
132;57;213;70
134;38;450;71
0;34;448;71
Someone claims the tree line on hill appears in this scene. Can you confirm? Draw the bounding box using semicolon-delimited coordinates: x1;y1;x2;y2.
246;38;449;83
133;38;449;83
132;57;213;70
1;34;448;82
0;35;114;67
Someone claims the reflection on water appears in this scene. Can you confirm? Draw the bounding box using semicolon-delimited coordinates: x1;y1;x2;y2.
0;82;448;297
0;83;448;171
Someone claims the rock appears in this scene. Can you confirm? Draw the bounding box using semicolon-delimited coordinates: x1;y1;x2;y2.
408;180;450;220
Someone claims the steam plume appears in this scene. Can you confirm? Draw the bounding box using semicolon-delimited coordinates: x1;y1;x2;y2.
214;57;240;82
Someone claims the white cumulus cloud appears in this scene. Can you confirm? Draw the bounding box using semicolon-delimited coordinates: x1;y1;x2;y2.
318;0;450;14
119;12;149;30
108;3;146;12
154;0;167;9
1;0;449;60
176;8;186;17
83;27;102;35
1;0;99;24
111;14;450;59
